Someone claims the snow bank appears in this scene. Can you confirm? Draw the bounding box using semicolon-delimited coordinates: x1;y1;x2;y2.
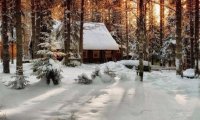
0;62;200;120
117;60;149;66
98;61;132;82
100;61;125;71
183;69;195;78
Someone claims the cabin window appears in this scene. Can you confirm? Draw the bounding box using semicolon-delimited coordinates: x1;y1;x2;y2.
105;51;112;58
117;50;121;53
83;51;88;58
93;50;100;58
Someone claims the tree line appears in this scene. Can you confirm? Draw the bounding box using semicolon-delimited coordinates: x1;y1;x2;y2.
0;0;199;83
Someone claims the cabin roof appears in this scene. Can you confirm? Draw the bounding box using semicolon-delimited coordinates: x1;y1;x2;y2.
83;22;119;50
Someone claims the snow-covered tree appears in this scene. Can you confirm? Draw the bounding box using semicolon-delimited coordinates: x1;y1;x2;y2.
160;37;176;66
32;37;63;85
7;0;29;89
32;4;63;85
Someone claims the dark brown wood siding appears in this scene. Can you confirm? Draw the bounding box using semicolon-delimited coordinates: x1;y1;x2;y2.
83;50;120;63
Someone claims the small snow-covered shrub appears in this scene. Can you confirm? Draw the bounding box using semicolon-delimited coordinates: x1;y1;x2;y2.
124;65;134;69
67;60;81;67
7;75;29;89
32;58;62;85
75;73;92;84
103;66;116;78
91;67;100;79
96;66;116;83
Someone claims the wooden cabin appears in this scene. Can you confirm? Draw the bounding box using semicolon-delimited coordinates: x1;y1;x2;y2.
82;23;120;63
54;22;120;63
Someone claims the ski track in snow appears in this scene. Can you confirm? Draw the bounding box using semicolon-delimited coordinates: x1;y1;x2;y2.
0;63;200;120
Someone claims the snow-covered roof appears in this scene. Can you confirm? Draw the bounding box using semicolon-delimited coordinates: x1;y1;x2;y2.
83;22;119;50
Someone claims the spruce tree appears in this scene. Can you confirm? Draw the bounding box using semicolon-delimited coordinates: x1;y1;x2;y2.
32;2;63;85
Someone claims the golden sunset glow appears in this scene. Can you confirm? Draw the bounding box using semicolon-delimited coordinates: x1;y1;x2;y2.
52;4;63;20
153;3;169;24
154;4;160;23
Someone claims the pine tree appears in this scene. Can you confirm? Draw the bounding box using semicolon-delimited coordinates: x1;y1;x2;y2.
7;0;29;89
32;41;63;85
32;1;63;85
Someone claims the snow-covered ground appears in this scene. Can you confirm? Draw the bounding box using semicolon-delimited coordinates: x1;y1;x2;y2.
0;61;200;120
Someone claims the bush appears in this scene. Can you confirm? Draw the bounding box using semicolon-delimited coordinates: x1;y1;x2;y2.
7;75;29;89
75;73;92;84
91;67;100;79
104;66;116;78
67;60;81;67
32;58;62;85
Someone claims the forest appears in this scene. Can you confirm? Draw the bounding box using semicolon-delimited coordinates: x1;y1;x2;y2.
0;0;200;120
0;0;199;79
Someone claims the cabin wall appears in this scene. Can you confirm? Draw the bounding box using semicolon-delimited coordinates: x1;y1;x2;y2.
83;50;120;63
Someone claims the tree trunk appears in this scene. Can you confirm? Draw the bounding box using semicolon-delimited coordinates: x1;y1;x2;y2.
160;0;164;66
64;0;71;65
31;0;36;59
125;0;129;59
79;0;85;63
149;0;154;65
185;0;190;69
137;0;145;81
15;0;23;75
144;2;147;61
8;0;14;64
189;0;195;68
1;0;10;73
176;0;183;76
195;0;199;74
35;0;41;58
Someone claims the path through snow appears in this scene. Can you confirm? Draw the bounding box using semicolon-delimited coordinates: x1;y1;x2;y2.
0;63;200;120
